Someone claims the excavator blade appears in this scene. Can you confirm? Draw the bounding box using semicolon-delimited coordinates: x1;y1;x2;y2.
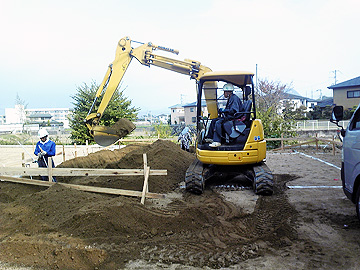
92;118;136;147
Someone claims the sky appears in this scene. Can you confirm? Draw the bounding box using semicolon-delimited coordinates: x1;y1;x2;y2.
1;0;360;116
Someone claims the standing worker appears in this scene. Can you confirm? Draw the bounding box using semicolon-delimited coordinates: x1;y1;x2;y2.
178;126;192;152
34;128;56;181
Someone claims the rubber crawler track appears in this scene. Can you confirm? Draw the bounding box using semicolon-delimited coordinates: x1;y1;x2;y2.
253;162;274;195
185;159;205;194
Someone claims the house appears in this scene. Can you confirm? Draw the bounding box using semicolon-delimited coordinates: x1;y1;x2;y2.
26;108;71;128
328;76;360;109
158;114;169;124
182;100;208;125
316;97;334;109
170;101;209;126
169;104;185;125
27;113;53;126
280;93;318;112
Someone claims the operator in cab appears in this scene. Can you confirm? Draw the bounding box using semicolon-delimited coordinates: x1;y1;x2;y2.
206;83;243;147
34;128;56;181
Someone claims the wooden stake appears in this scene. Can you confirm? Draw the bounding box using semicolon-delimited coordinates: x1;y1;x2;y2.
62;145;65;162
141;153;149;205
143;153;148;193
22;152;25;167
48;157;53;182
281;134;284;151
141;166;150;205
315;133;319;151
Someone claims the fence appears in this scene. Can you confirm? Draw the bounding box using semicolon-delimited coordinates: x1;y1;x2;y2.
1;154;166;205
267;134;342;155
295;120;349;131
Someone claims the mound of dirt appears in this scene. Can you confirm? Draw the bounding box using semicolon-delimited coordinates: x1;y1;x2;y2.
58;140;196;193
0;140;300;270
58;143;143;169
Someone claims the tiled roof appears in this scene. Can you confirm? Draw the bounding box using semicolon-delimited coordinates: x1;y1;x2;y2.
316;98;334;108
28;113;52;118
328;76;360;89
282;93;317;102
182;100;207;107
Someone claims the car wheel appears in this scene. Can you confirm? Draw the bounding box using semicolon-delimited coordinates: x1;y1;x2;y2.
356;185;360;221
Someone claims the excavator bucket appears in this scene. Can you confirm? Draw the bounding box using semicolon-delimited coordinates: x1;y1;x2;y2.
92;118;136;147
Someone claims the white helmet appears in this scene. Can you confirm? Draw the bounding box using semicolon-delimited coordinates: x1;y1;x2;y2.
38;128;49;138
223;83;234;92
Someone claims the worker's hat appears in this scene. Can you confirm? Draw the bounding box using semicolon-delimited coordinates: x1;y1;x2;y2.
38;128;49;139
223;83;234;92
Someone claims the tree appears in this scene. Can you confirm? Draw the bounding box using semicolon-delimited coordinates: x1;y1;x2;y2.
282;101;308;120
343;105;358;120
152;123;171;138
15;93;27;107
255;79;297;148
69;82;139;144
15;93;27;124
308;105;333;120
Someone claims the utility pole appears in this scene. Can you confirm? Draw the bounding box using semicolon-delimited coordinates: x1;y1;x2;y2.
315;89;322;100
332;70;340;85
180;94;185;104
255;64;258;91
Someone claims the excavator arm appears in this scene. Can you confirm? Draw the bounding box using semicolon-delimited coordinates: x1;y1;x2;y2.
85;36;215;146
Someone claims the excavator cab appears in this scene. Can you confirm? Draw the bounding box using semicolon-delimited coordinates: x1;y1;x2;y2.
185;72;273;195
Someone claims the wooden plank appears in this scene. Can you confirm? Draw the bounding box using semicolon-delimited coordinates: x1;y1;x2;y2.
0;175;53;187
266;137;308;141
0;175;165;199
0;167;167;177
317;138;342;145
266;136;342;145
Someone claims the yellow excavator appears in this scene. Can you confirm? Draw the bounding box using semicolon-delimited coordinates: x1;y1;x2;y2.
85;36;273;195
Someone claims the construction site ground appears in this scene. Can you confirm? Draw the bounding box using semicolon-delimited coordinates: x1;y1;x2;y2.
0;140;359;270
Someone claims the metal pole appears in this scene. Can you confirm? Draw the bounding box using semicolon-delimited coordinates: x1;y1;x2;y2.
17;141;37;163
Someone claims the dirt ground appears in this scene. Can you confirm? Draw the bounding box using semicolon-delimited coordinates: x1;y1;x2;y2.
0;140;359;270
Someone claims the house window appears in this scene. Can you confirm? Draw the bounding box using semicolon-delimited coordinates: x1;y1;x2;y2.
191;117;196;123
190;108;194;112
347;90;360;98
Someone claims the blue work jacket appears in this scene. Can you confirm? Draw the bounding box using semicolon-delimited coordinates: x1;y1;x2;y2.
34;140;56;157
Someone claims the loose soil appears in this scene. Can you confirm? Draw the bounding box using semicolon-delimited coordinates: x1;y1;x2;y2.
0;140;359;270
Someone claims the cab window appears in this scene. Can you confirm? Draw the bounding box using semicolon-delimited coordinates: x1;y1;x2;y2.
349;108;360;130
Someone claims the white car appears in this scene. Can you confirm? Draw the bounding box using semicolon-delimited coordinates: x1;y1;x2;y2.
331;104;360;221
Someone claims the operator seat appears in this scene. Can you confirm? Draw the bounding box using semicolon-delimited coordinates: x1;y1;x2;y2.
241;100;252;122
223;99;252;141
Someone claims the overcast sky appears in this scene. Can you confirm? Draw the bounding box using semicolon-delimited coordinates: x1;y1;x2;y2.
1;0;359;115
